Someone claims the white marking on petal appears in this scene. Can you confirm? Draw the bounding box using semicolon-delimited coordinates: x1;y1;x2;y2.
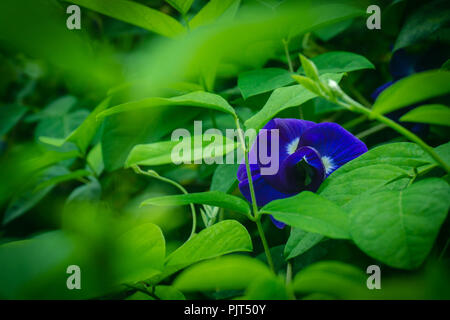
286;137;300;155
321;156;336;175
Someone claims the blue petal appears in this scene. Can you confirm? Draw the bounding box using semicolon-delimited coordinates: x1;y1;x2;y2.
237;118;315;181
371;81;394;101
238;173;292;207
299;123;368;176
270;216;286;229
263;146;325;194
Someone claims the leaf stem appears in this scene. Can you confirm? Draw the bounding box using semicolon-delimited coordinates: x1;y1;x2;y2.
336;93;450;173
233;116;274;272
132;165;197;239
256;218;275;272
282;38;294;73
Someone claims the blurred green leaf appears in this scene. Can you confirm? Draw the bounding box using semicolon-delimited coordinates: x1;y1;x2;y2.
242;276;289;300
373;71;450;115
125;134;238;167
98;91;237;120
34;169;91;192
154;285;185;300
0;231;74;299
39;97;110;154
3;185;54;225
166;0;194;15
86;143;104;176
162;220;252;279
238;68;293;100
349;178;450;269
293;261;368;299
141;191;251;216
284;228;324;260
115;223;165;284
189;0;241;29
66;0;185;38
173;255;271;292
0;104;27;136
101;107;199;171
66;178;101;204
260;191;350;239
400;104;450;126
394;0;450;51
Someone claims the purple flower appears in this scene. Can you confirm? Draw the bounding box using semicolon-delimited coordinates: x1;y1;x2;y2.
237;118;367;228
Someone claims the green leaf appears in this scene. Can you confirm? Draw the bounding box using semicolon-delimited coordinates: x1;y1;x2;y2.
3;186;54;225
238;68;293;99
97;91;237;120
210;163;239;193
314;19;353;41
0;104;27;136
162;220;252;279
373;71;450;115
319;164;410;209
320;143;435;179
260;191;350;239
125;134;238;168
298;51;374;75
165;0;194;15
86;143;104;176
284;228;324;260
173;255;272;292
245;73;343;130
101;106;199;171
400;104;450;126
189;0;240;29
66;178;101;204
66;0;185;38
154;285;185;300
115;223;165;284
34;169;92;192
300;54;320;81
36;109;90;149
0;231;74;299
242;276;289;300
292;261;368;299
141;191;250;216
65;97;111;154
349;178;450;269
394;0;450;51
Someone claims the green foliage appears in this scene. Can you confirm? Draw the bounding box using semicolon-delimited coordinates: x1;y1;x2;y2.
260;192;350;239
173;255;272;292
245;73;343;130
349;178;450;269
141;191;251;216
1;0;449;301
373;71;450;115
284;229;324;260
400;104;450;126
66;0;185;37
161;220;253;280
293;261;368;299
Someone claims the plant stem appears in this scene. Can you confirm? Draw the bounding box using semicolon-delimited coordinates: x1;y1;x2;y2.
286;261;292;285
132;165;197;239
337;95;450;173
356;123;387;139
282;38;294;73
256;218;275;272
233;116;274;271
234;117;259;219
